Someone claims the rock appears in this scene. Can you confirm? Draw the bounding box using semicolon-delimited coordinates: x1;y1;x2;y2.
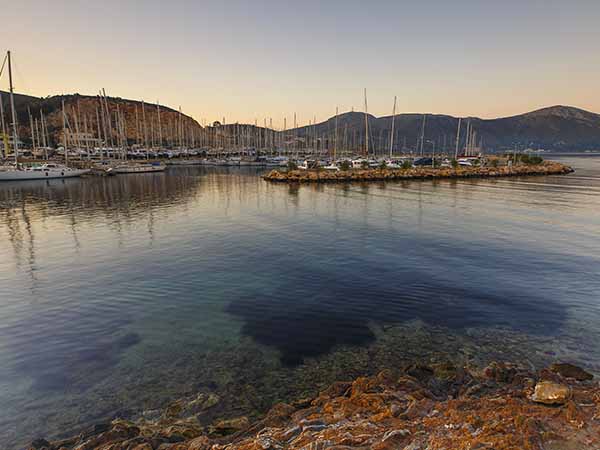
530;381;571;405
390;403;403;417
189;392;220;412
277;425;301;442
373;429;411;449
400;398;434;420
405;364;434;380
209;416;250;436
162;422;204;440
164;400;184;419
30;438;50;449
483;361;517;383
402;440;425;450
263;402;296;427
132;444;153;450
157;444;189;450
163;393;220;420
187;436;211;450
292;397;314;409
549;363;594;381
321;381;352;398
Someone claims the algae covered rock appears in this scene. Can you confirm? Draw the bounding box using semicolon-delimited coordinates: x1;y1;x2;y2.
549;363;594;381
209;416;250;436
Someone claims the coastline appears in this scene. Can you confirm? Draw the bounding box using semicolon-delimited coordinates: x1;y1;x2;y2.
29;360;599;450
263;162;574;183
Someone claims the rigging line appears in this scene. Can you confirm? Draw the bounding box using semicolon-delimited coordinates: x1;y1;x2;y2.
0;54;7;80
11;54;30;93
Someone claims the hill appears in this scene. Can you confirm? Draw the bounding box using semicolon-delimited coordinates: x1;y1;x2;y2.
0;91;203;148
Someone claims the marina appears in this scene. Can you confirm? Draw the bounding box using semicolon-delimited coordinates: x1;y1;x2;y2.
3;1;600;446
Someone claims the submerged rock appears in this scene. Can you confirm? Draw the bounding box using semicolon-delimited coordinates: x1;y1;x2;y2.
530;381;571;405
483;361;518;383
208;416;250;436
30;439;50;449
549;363;594;381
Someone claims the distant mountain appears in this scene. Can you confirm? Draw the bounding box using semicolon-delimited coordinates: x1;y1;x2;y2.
2;90;599;152
0;91;202;147
291;106;600;153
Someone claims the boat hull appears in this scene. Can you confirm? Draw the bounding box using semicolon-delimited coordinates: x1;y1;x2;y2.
0;168;90;181
113;165;166;174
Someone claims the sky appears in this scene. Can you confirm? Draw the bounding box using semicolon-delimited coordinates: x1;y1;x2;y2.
2;0;600;127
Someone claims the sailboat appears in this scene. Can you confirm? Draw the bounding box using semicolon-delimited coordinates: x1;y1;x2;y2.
385;96;402;168
0;51;89;181
110;97;166;174
323;107;340;171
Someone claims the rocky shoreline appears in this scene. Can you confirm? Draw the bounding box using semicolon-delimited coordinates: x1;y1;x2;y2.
263;162;574;183
28;361;599;450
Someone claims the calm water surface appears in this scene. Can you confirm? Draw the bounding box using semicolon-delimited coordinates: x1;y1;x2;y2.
1;156;600;448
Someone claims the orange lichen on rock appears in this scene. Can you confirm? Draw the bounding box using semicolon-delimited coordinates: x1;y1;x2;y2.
29;361;599;450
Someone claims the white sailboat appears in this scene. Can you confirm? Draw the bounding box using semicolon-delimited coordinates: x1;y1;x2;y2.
0;163;90;180
0;51;89;181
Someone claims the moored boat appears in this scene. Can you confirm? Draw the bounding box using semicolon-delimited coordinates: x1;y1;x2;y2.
113;162;166;174
0;163;90;181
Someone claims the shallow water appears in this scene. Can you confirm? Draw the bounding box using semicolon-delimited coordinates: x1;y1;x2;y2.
1;156;600;448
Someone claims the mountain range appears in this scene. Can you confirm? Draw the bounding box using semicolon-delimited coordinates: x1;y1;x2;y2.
291;106;600;153
2;90;600;152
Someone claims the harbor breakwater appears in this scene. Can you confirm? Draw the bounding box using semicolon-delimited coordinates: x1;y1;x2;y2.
26;361;599;450
263;162;574;183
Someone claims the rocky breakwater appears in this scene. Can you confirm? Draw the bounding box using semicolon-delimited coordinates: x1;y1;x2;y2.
28;361;599;450
263;162;574;183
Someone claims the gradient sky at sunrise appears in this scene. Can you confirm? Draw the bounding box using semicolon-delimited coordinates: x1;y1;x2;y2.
3;0;600;127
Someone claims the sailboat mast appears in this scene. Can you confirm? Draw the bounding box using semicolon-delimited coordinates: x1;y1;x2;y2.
364;88;369;158
0;91;8;158
464;120;471;156
419;114;427;156
62;99;68;165
334;106;338;161
28;107;36;152
7;51;19;165
454;117;461;159
141;100;148;149
389;96;397;159
95;106;102;158
157;101;162;150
